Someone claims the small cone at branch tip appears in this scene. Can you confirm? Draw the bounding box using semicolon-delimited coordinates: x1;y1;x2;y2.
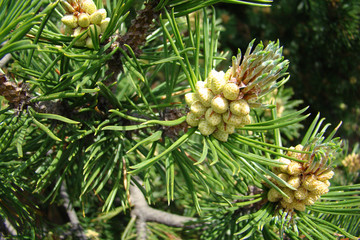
211;96;229;114
294;187;308;200
282;188;294;203
222;110;243;127
90;11;103;25
278;157;291;173
190;101;207;117
97;8;107;20
88;24;101;37
222;82;240;100
230;99;250;116
240;114;251;126
198;119;216;136
287;161;303;176
197;87;214;107
303;192;320;205
311;182;329;195
185;92;199;106
302;175;326;191
100;18;110;33
212;130;229;142
323;180;331;187
287;144;303;158
292;201;306;211
78;13;90;28
224;68;232;81
267;188;282;202
276;173;290;187
205;108;222;126
209;70;226;94
61;15;78;28
73;27;88;40
82;0;97;15
195;81;207;91
287;175;301;189
217;121;235;134
186;111;199;127
317;170;334;181
85;37;94;49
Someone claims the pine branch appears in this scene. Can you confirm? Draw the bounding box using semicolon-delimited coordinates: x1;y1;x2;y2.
130;178;196;239
60;183;87;240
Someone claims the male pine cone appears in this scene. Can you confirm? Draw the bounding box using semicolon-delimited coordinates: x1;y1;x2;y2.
185;40;289;142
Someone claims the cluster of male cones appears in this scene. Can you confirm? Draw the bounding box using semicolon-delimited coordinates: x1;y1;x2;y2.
185;40;289;142
60;0;110;48
268;144;335;211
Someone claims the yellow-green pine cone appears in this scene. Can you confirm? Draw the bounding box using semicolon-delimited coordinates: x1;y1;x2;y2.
240;114;251;126
311;182;329;195
100;18;110;33
212;130;229;142
217;121;235;134
73;27;88;40
186;111;199;127
197;87;214;107
190;101;207;117
282;188;295;203
223;82;239;101
287;175;301;189
294;187;308;200
323;180;331;187
278;157;291;173
292;200;306;211
90;11;103;24
276;173;290;187
78;13;90;27
184;92;199;106
198;119;216;136
229;99;250;116
267;188;282;202
287;160;303;176
81;0;97;14
222;110;242;127
302;175;323;191
303;192;320;205
195;81;207;91
85;37;94;48
209;70;226;94
224;68;232;81
205;108;221;126
317;170;334;181
97;8;107;20
211;95;229;114
287;144;303;159
88;24;101;37
61;15;78;28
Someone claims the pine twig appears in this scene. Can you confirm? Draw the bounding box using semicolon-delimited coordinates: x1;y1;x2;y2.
60;183;87;240
130;178;196;240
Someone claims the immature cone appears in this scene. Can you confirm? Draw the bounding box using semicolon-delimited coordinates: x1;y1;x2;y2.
60;0;109;48
185;40;289;141
267;144;336;211
0;74;30;109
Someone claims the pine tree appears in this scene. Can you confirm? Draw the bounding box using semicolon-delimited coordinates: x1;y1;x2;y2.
0;0;359;239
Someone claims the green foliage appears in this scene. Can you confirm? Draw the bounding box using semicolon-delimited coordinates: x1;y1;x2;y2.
0;0;359;239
